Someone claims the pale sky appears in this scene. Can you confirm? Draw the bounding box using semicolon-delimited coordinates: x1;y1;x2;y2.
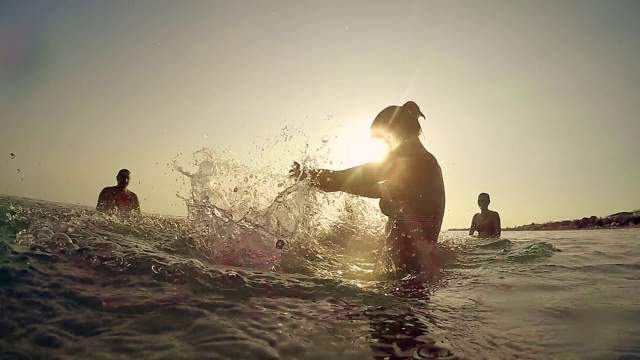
1;0;639;229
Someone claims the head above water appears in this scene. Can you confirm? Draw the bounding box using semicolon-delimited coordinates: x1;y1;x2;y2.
477;192;490;208
371;101;425;145
116;169;131;188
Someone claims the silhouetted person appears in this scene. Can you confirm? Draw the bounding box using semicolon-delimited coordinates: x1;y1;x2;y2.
291;101;445;275
469;192;500;238
96;169;141;214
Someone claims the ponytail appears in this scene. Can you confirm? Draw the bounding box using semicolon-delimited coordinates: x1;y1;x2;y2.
371;101;425;139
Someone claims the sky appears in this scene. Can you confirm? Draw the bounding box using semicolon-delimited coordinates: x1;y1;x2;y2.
1;0;639;229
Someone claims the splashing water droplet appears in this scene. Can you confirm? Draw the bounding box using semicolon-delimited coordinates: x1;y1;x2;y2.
9;153;15;159
170;140;387;271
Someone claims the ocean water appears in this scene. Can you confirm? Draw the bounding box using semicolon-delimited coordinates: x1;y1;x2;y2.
1;153;639;360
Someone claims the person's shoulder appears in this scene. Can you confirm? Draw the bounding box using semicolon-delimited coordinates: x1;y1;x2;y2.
100;186;116;193
419;149;439;167
398;148;436;165
491;210;500;217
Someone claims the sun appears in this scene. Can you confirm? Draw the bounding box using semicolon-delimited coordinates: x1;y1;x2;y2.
329;121;389;168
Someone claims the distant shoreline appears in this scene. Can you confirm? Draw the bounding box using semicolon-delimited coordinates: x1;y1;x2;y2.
449;210;640;232
448;224;640;232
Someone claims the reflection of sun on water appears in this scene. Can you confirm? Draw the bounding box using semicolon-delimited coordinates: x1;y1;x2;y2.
330;121;389;168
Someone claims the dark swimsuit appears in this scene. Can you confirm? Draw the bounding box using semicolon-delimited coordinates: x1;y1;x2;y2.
475;219;498;237
385;214;442;273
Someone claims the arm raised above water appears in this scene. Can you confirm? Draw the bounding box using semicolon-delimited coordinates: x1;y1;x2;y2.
291;161;389;198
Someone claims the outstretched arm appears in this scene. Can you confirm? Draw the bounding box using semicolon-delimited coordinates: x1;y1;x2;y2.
297;161;389;198
495;212;501;238
340;183;384;198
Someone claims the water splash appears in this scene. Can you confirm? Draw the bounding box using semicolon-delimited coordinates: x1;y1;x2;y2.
170;135;387;273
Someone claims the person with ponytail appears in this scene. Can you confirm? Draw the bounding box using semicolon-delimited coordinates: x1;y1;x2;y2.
290;101;445;275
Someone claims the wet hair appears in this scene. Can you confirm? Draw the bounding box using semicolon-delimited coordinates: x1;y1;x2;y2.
478;192;490;202
371;101;425;140
117;169;130;177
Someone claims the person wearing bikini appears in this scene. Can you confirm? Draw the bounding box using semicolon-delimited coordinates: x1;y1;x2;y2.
96;169;141;214
469;192;501;238
290;101;445;275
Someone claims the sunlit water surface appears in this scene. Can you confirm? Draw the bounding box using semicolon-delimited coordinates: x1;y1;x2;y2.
1;150;638;360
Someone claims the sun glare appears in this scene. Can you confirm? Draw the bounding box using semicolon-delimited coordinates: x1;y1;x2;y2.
330;121;389;167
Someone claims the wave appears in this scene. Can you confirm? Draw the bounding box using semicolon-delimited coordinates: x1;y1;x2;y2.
505;242;561;262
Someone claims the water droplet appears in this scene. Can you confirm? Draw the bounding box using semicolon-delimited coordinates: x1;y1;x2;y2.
9;153;15;159
16;169;20;172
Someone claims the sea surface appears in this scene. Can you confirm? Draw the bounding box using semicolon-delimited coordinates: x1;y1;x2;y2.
1;153;639;360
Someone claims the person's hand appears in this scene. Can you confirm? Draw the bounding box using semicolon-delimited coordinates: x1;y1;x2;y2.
289;161;306;181
289;161;321;183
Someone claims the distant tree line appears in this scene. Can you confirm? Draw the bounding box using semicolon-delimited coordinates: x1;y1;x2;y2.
504;211;640;231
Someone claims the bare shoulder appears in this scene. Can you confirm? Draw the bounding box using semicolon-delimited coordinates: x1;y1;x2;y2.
100;186;116;194
418;150;437;164
400;150;439;172
490;210;500;219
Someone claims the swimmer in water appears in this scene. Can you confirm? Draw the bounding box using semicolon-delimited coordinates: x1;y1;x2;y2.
96;169;141;214
469;192;501;238
290;101;445;275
